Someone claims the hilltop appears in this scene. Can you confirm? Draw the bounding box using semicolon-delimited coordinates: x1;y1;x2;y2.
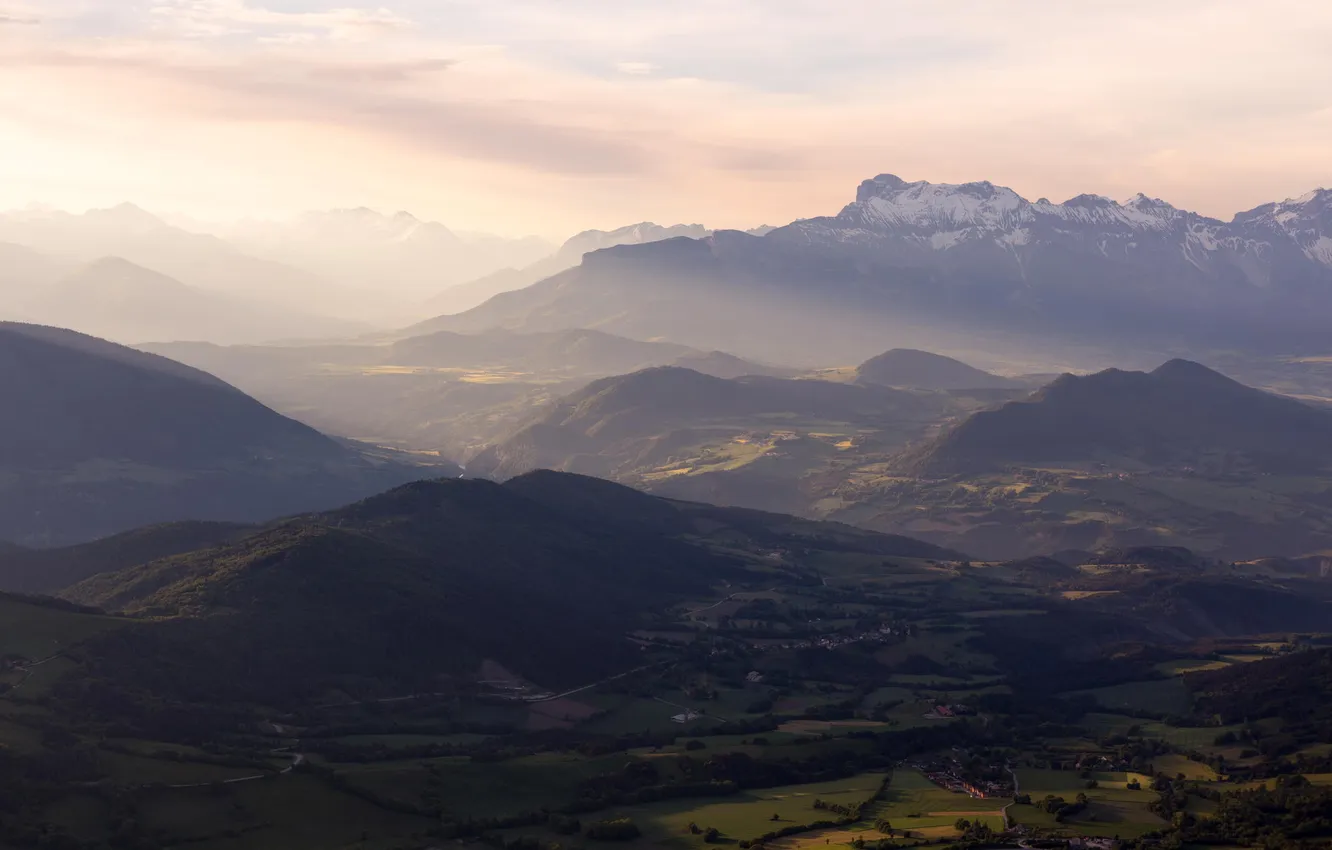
899;359;1332;476
855;349;1018;390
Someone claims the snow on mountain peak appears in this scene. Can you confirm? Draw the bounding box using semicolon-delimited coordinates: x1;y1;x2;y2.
1291;188;1329;207
851;176;1025;230
830;175;1208;239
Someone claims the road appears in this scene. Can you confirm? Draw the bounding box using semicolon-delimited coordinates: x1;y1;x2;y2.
686;586;779;627
161;750;304;790
523;661;670;703
1002;766;1021;828
8;652;63;694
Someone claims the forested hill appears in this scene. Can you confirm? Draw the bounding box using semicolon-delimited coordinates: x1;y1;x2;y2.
898;359;1332;475
1189;647;1332;725
57;471;964;708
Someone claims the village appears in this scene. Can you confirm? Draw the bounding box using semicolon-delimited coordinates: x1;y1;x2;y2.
909;756;1014;799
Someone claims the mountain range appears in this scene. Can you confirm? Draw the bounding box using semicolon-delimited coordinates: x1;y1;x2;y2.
0;204;367;321
425;176;1332;364
0;323;446;545
227;208;554;305
4;257;366;344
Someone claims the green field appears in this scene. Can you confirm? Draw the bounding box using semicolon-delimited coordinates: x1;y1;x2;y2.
1079;713;1246;750
338;752;633;819
1072;678;1191;715
874;769;1006;834
155;775;433;850
1012;769;1165;838
97;751;269;786
1153;753;1219;780
602;773;891;846
0;595;125;660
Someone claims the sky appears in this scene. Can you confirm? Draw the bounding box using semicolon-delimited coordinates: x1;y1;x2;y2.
0;0;1329;239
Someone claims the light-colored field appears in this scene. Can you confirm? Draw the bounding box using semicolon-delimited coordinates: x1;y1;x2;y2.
1061;590;1121;600
1155;658;1232;676
607;773;890;845
1153;753;1219;780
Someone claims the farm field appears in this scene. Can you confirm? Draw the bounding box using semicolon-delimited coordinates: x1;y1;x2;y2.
1153;753;1219;780
1011;769;1165;839
596;773;891;848
874;768;1006;834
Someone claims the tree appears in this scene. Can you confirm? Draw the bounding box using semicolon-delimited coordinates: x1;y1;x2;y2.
955;819;971;833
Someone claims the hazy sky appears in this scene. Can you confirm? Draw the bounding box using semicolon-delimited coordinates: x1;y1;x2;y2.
1;0;1329;238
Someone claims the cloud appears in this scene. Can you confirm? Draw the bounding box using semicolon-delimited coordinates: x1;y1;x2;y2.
1;0;1330;236
615;61;657;76
148;1;414;42
5;46;661;176
0;15;39;25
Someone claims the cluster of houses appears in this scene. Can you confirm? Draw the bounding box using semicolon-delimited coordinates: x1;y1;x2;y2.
911;760;1012;799
749;622;904;654
927;703;976;719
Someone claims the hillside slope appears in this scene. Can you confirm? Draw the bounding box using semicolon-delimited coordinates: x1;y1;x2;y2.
0;521;253;595
468;367;947;484
0;323;445;545
900;359;1332;476
61;471;963;705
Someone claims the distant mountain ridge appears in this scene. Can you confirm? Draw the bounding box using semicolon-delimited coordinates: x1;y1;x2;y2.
426;176;1332;363
899;359;1332;476
774;175;1332;278
421;221;768;316
0;205;376;333
12;257;360;345
228;207;554;304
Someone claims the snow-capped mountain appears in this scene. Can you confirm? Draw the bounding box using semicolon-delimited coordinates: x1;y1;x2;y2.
421;174;1332;364
769;175;1332;290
